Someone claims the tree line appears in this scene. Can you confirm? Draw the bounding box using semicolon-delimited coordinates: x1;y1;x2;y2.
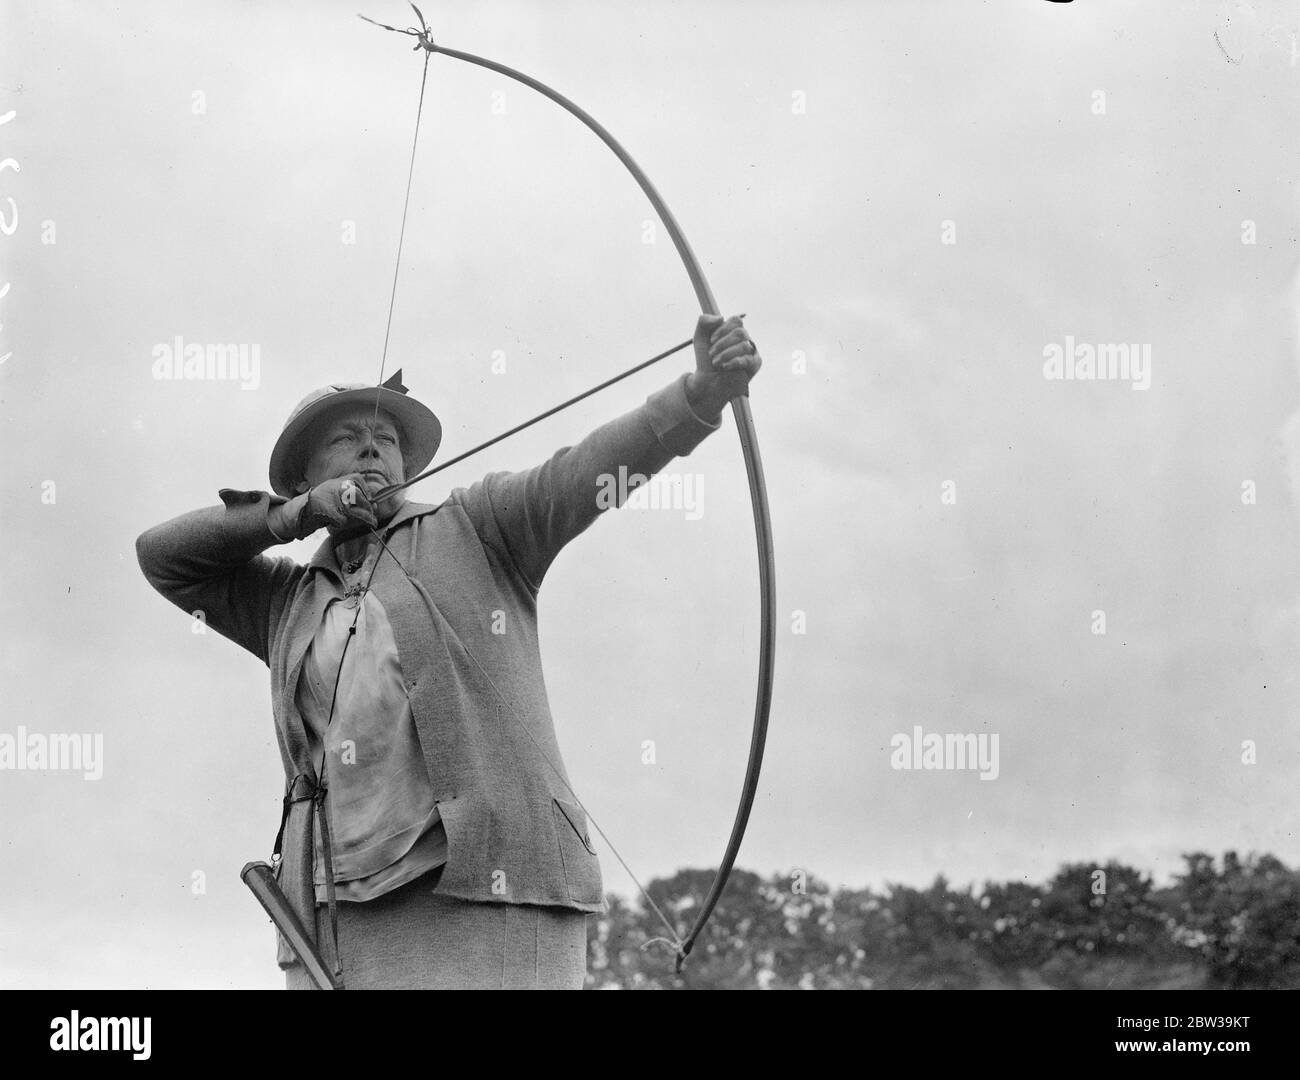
585;851;1300;989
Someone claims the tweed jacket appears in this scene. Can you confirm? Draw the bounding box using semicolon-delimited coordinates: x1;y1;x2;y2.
136;374;719;968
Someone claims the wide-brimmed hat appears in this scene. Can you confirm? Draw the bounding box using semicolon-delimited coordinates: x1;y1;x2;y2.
268;369;441;497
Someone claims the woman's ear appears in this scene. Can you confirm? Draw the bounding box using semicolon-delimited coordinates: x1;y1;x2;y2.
292;478;310;496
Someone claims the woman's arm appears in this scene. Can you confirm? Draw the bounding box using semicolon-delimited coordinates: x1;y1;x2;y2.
460;315;762;590
136;489;304;664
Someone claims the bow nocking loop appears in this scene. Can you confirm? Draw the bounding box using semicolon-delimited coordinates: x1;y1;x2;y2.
358;3;436;52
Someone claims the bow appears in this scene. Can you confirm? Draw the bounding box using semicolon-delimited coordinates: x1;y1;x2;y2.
359;5;776;974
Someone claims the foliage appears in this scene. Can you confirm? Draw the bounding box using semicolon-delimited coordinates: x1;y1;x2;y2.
584;851;1300;990
1173;851;1300;989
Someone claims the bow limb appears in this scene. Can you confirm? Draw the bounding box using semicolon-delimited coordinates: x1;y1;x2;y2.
423;42;777;972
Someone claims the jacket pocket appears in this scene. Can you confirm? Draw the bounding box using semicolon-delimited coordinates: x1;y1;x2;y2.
552;797;602;904
275;927;295;970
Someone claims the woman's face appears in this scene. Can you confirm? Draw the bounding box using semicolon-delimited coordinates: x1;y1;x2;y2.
298;404;407;517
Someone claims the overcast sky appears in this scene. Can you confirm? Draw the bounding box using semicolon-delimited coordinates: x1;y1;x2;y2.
3;0;1300;988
